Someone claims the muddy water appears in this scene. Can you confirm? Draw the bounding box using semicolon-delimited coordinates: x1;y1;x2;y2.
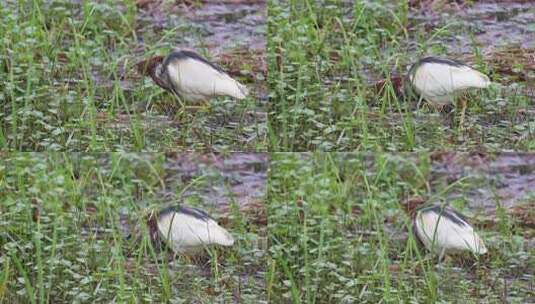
446;1;534;54
338;152;534;214
179;2;266;53
409;1;535;54
163;153;268;208
430;152;535;215
137;1;266;54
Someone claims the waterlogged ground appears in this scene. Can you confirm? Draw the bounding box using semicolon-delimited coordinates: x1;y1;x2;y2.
0;153;267;302
0;0;267;151
408;0;535;147
268;0;534;151
429;152;535;213
411;0;535;53
268;152;534;303
164;153;267;207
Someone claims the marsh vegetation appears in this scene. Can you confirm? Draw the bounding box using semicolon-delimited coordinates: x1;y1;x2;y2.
0;153;268;302
0;1;267;151
268;152;534;302
268;0;534;151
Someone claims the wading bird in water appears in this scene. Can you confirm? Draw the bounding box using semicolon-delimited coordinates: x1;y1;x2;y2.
148;205;234;255
407;57;491;126
136;49;248;106
402;197;488;261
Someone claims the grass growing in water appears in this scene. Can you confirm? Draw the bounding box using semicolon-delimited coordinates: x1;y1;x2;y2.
267;153;533;302
0;153;266;302
0;1;266;151
268;0;534;151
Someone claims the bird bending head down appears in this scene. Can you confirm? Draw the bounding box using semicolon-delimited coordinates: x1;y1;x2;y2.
407;56;491;109
136;49;249;103
148;205;234;255
401;197;487;260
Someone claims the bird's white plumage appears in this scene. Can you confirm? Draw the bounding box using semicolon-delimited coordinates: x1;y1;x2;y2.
415;207;487;257
165;56;248;103
157;209;234;254
410;61;490;107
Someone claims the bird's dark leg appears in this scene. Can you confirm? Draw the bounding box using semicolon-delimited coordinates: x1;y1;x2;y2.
459;98;467;130
170;91;186;116
439;248;446;263
416;96;424;110
440;103;455;128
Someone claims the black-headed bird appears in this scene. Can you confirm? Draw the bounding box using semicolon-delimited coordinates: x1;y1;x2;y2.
402;197;487;261
148;205;234;255
407;57;491;125
136;49;248;105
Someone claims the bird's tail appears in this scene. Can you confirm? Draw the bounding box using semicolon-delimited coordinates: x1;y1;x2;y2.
475;236;488;255
470;70;491;89
235;81;249;100
215;74;249;100
468;233;488;255
210;225;235;246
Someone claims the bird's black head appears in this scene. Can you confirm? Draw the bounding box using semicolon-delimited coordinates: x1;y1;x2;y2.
400;196;426;217
136;56;163;76
136;56;170;91
374;75;405;98
147;210;161;246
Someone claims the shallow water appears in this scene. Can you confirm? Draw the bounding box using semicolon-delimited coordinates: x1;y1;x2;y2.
137;0;266;54
448;1;534;54
164;153;268;208
430;152;535;215
183;1;266;53
411;1;535;54
337;152;534;214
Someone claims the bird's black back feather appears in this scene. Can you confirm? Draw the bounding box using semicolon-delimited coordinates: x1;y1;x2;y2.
158;205;214;222
418;205;468;227
418;57;468;68
407;56;469;82
163;50;225;74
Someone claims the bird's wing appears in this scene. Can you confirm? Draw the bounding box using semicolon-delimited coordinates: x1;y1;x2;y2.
417;210;487;254
415;211;440;252
157;212;234;251
413;63;490;97
166;57;248;100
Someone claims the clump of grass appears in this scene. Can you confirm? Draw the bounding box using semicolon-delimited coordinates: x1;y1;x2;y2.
0;153;266;302
0;1;266;151
268;0;534;151
268;1;407;151
267;153;533;303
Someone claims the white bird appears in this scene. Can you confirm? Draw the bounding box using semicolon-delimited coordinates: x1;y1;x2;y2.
148;205;234;254
408;56;491;125
137;49;248;105
414;204;487;260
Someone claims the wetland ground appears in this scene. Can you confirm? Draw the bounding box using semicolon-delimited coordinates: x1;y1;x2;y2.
0;0;267;151
1;1;535;303
0;152;267;303
268;0;535;151
268;152;534;303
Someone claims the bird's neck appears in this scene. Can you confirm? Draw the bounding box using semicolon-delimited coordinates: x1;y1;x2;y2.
149;63;171;91
147;213;160;243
